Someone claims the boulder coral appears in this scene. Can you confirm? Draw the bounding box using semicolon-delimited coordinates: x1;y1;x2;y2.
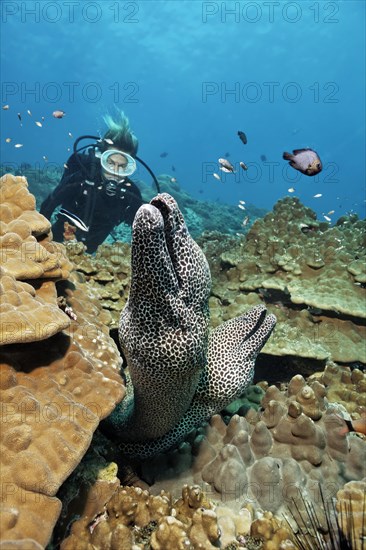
0;175;125;547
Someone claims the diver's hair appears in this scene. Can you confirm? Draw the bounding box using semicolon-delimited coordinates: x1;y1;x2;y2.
102;109;138;156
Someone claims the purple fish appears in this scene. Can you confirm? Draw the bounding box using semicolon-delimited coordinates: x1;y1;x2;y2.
283;148;322;176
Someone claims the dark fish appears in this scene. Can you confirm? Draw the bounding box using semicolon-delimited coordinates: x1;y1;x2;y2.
239;161;248;171
225;152;230;157
59;208;89;232
17;113;22;123
171;165;176;172
282;148;322;176
260;154;267;162
160;152;168;158
237;130;247;145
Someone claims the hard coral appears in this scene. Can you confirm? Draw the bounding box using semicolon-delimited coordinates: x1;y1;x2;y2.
0;175;125;548
203;197;366;363
61;484;249;550
144;365;365;529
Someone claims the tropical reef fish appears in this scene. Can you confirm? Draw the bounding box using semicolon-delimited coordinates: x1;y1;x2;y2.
2;104;9;110
53;110;66;118
14;143;23;148
313;193;322;198
218;158;235;173
240;161;248;171
35;121;42;127
260;154;267;161
283;148;322;176
27;109;32;116
160;152;168;158
17;113;22;123
59;208;89;232
339;416;366;437
213;173;221;181
238;130;247;145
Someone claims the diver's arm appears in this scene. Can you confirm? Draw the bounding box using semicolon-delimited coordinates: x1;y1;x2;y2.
40;178;81;218
41;160;86;221
121;180;144;225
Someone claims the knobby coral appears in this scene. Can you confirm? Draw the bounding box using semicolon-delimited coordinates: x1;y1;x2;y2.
106;194;276;457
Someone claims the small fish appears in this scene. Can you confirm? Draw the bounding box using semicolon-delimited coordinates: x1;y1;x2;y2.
260;154;267;161
213;173;221;181
17;113;22;123
63;163;68;169
5;138;11;143
218;158;235;173
171;165;176;172
238;130;247;145
2;104;9;110
104;138;114;145
283;148;322;176
239;200;246;204
323;215;331;222
313;193;322;198
225;152;230;157
14;143;23;148
59;208;89;232
41;116;45;121
42;155;48;161
68;132;72;137
288;187;295;193
239;161;248;171
170;177;177;183
339;417;366;437
238;204;246;210
27;109;32;116
160;152;168;158
327;210;335;215
242;216;249;226
53;110;66;119
35;121;42;127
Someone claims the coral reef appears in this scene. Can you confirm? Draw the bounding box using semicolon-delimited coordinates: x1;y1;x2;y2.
64;241;131;328
199;197;366;364
61;483;252;549
142;364;365;535
0;175;125;547
336;479;366;550
1;176;365;549
106;193;276;457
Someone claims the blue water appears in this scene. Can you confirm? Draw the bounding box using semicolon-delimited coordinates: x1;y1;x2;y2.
1;0;365;221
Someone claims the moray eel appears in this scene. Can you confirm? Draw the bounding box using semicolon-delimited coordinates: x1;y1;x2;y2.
107;193;276;458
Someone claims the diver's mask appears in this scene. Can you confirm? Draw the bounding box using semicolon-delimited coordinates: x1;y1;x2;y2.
96;149;137;178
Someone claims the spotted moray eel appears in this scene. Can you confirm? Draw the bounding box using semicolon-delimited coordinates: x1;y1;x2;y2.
107;194;276;458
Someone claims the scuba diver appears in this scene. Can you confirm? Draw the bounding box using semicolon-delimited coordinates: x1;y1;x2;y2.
40;111;160;253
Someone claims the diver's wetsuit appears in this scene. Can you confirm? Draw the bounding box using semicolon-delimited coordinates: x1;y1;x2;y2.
40;150;143;253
